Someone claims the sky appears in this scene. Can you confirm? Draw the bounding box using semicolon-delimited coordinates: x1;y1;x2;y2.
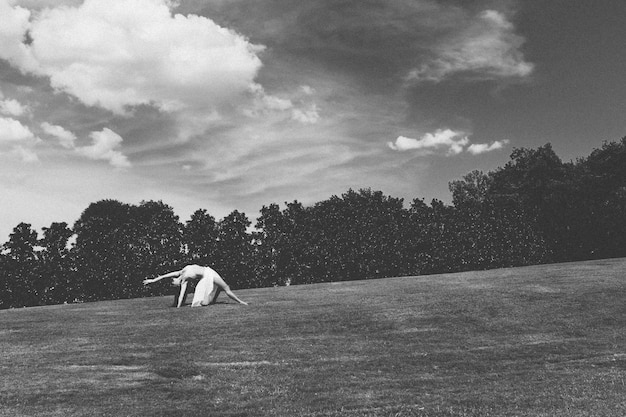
0;0;625;241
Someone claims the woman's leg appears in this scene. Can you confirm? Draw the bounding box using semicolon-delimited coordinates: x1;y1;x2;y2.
213;274;248;305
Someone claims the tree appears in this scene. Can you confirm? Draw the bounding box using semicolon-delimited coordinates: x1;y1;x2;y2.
449;170;493;209
4;222;39;264
73;200;184;301
0;253;10;309
405;198;438;275
254;201;320;286
38;222;75;305
577;137;626;258
131;201;184;298
2;223;40;307
215;210;255;289
449;168;550;270
73;200;132;301
183;209;218;265
305;189;410;282
488;144;572;261
254;203;288;287
414;199;460;273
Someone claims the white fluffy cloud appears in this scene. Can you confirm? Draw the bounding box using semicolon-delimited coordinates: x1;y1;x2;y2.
0;116;36;142
0;0;37;70
0;98;29;116
388;129;509;156
32;0;262;113
0;116;39;162
41;122;76;148
388;129;469;155
40;122;131;166
409;10;533;82
0;0;271;138
75;128;130;168
467;140;510;155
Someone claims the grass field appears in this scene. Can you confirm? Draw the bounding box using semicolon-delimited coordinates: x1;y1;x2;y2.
1;258;625;416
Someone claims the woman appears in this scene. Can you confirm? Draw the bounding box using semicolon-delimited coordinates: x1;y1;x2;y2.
143;264;248;308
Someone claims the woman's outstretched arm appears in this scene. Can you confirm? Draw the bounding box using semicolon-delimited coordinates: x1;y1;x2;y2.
143;270;181;285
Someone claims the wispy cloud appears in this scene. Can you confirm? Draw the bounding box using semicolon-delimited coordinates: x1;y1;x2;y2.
196;1;533;89
11;145;38;162
408;10;533;83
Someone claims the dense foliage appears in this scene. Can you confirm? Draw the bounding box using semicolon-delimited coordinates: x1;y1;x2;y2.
1;138;625;308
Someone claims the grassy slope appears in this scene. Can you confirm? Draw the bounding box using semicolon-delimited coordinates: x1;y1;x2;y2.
1;258;625;417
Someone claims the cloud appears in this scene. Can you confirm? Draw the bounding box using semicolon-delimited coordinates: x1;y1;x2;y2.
242;84;294;118
41;122;130;167
0;98;28;116
0;116;36;142
12;0;82;9
0;90;29;116
241;84;322;125
0;0;37;70
11;145;38;162
388;129;469;155
30;0;263;114
467;140;510;155
291;104;320;124
389;130;510;156
300;85;315;95
0;0;277;138
203;134;358;199
195;1;533;88
41;122;76;148
75;128;130;168
409;10;533;83
0;116;39;162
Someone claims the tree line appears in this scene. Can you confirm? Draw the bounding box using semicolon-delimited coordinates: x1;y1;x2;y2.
1;138;625;309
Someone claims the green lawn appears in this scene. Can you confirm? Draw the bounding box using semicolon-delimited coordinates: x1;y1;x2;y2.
1;258;625;416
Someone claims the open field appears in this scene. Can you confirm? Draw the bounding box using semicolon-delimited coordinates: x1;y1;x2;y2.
1;258;625;416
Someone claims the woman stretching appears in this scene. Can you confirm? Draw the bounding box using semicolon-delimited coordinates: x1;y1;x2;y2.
143;264;248;308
